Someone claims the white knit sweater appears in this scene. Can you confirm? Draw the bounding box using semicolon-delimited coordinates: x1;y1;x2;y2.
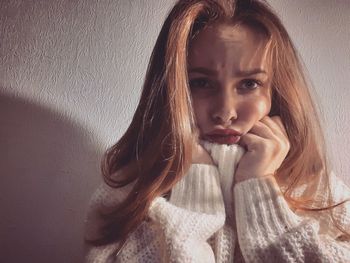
85;142;350;262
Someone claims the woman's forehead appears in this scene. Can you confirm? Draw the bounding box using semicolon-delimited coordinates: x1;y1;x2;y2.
190;21;268;45
188;22;272;73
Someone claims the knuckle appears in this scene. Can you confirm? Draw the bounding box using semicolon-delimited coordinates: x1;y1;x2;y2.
274;141;281;153
285;140;291;151
260;141;274;153
271;115;282;122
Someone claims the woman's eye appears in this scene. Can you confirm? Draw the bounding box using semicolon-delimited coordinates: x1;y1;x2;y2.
189;78;212;89
240;79;262;90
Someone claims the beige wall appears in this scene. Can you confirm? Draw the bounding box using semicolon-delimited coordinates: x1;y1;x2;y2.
0;0;349;262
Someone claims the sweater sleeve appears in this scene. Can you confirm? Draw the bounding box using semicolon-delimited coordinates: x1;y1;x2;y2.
84;180;171;263
234;174;350;263
201;141;245;221
84;180;134;263
85;164;227;263
147;164;226;263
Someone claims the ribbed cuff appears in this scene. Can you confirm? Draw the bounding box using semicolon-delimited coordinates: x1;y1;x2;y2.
201;141;245;220
200;141;245;172
234;176;302;238
148;165;227;243
168;164;225;215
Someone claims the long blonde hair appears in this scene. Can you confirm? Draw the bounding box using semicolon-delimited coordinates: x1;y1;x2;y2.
88;0;350;246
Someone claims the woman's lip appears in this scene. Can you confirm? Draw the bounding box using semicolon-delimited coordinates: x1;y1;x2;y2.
204;134;241;145
206;129;242;136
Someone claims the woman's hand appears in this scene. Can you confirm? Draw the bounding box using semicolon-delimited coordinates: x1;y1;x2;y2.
192;140;215;165
235;115;290;184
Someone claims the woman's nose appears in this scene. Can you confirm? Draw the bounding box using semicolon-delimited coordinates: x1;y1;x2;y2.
211;92;238;125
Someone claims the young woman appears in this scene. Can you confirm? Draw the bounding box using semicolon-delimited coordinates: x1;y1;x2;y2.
85;0;350;262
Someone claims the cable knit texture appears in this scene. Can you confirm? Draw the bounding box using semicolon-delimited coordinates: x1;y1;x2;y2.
85;142;350;262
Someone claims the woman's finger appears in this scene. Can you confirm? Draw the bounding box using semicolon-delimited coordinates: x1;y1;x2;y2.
260;115;288;140
261;115;290;152
270;116;288;137
247;121;278;140
238;132;269;151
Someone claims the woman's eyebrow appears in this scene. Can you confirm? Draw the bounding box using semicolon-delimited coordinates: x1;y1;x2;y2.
235;68;268;77
188;67;268;77
188;67;217;76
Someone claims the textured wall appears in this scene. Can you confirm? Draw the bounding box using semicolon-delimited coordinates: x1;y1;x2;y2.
0;0;349;262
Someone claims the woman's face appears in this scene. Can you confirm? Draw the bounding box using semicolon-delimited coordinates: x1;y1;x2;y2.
188;22;272;144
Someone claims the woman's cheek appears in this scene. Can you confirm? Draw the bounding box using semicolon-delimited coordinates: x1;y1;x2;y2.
238;98;271;129
192;99;207;131
254;96;272;120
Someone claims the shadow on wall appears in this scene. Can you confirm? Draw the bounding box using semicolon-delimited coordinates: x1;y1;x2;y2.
0;92;102;263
